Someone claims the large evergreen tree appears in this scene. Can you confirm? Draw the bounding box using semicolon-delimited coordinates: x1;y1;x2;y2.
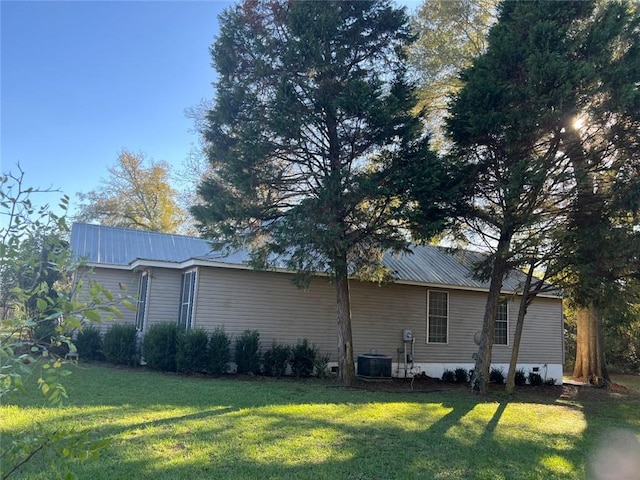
193;0;455;385
447;0;640;392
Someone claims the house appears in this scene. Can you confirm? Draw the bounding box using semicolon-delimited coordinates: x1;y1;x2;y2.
70;222;564;382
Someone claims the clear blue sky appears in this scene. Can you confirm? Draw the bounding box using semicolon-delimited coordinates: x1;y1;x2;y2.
2;0;420;215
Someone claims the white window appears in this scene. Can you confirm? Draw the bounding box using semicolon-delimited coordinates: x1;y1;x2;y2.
178;270;197;329
495;299;508;345
427;291;448;343
135;272;149;332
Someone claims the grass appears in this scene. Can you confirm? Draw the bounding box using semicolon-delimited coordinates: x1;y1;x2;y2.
2;364;640;480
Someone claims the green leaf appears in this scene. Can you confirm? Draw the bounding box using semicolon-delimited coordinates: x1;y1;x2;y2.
83;309;101;322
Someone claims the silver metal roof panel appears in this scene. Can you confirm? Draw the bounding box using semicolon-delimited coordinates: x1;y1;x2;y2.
70;223;550;295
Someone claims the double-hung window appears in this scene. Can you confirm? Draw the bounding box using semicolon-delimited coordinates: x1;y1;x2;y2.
427;291;448;343
178;270;197;329
495;299;508;345
135;272;149;332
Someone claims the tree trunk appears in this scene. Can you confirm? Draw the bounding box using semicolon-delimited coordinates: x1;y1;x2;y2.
572;303;609;385
471;237;511;394
505;264;535;394
335;258;355;386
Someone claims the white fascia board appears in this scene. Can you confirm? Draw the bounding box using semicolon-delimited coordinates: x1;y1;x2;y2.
82;262;132;271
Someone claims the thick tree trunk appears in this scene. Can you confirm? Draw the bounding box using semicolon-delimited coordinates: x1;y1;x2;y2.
572;303;609;385
505;264;534;394
335;259;355;386
471;237;511;394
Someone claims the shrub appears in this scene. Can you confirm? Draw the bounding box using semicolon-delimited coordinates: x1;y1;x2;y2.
102;323;138;366
314;352;331;378
176;328;209;374
490;367;505;384
528;371;543;386
208;327;231;375
514;368;527;386
454;367;468;383
143;323;181;372
441;369;455;382
291;338;317;378
263;341;291;377
235;330;261;375
544;377;557;386
74;326;103;361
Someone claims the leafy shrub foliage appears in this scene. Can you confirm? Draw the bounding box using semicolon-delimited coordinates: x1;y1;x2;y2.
544;377;557;386
176;328;209;374
143;323;180;372
514;368;527;386
235;330;261;374
490;367;505;384
290;338;317;378
442;369;455;382
314;352;331;378
74;326;103;361
263;341;291;377
528;371;543;386
208;327;230;375
102;324;138;366
454;367;468;383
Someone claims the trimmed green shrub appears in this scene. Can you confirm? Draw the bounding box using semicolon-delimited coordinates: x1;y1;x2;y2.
442;369;455;382
74;326;103;361
514;368;527;386
235;330;261;375
314;352;331;378
143;323;181;372
291;338;317;378
263;341;291;377
208;327;231;375
490;367;505;384
454;367;468;383
102;323;138;366
176;328;209;374
528;371;543;386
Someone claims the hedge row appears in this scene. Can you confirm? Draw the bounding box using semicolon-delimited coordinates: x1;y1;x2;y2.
74;324;329;377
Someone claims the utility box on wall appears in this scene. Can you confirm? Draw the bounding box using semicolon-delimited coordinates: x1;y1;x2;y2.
357;354;392;378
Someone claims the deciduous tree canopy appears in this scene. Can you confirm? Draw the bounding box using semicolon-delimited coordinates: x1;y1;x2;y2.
75;149;185;233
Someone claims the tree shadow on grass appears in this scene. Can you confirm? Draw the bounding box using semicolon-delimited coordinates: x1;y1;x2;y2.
7;365;640;479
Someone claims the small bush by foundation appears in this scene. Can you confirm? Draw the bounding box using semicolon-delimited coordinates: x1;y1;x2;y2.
103;324;138;366
143;323;180;372
208;327;231;375
235;330;261;375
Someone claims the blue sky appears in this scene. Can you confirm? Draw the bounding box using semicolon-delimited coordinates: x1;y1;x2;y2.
2;0;420;215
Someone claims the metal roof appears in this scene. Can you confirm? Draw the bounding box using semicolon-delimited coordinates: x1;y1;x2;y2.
70;223;554;295
70;223;216;265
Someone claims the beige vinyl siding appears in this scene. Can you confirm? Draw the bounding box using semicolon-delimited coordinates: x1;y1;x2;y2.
196;268;338;355
74;267;138;333
193;267;562;366
350;281;425;360
73;262;560;367
144;268;182;330
511;296;563;364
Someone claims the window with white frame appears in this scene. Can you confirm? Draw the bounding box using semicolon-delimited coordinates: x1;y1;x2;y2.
427;290;448;343
495;299;508;345
178;270;197;329
135;272;149;332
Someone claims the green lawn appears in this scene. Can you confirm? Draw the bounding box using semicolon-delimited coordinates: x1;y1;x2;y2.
2;364;639;480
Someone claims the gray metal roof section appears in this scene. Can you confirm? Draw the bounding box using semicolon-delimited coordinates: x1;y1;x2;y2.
382;247;531;293
70;223;548;294
71;223;216;265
